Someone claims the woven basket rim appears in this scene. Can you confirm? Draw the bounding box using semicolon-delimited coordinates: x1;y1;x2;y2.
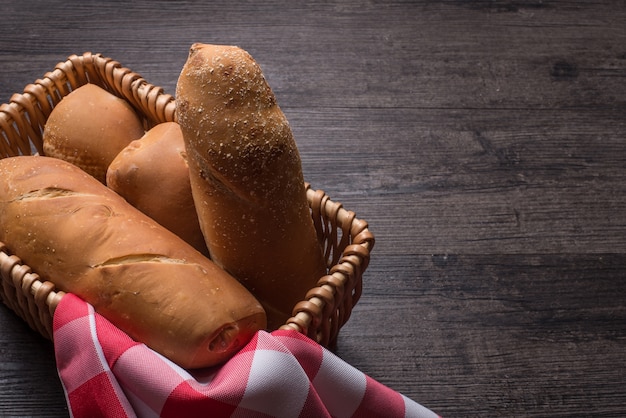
0;51;374;348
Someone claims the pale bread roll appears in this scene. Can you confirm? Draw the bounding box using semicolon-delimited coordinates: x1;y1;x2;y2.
176;43;327;330
0;155;266;368
43;83;145;183
106;122;209;256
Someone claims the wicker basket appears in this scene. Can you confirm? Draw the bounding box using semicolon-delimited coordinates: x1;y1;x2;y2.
0;52;374;349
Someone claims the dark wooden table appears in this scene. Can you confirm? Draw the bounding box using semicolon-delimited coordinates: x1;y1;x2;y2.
1;1;625;416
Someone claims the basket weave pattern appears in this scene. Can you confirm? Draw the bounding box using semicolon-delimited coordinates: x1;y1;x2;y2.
0;52;374;348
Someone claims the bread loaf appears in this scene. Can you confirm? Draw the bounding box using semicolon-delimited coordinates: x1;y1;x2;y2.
42;83;145;183
106;122;209;256
0;155;266;368
176;43;327;329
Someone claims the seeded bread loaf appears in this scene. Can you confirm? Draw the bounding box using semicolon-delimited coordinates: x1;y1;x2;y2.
176;43;327;329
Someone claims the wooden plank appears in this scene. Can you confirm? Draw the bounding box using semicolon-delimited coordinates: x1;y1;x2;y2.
289;106;626;254
336;253;626;416
2;1;625;110
0;305;68;416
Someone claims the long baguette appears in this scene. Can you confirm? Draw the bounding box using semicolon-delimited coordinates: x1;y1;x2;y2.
176;43;327;329
0;155;266;368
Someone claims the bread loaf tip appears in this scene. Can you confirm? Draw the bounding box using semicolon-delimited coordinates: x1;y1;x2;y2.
106;122;209;256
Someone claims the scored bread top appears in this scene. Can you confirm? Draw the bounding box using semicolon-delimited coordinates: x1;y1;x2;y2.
176;43;303;208
0;155;267;368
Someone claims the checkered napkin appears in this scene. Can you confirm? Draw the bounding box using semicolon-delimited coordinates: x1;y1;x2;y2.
53;293;438;418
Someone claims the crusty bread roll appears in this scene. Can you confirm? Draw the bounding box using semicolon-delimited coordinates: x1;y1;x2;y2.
0;155;266;368
106;122;209;256
43;83;145;183
176;43;327;330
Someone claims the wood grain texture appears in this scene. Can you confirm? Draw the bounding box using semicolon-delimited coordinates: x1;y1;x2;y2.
1;1;625;416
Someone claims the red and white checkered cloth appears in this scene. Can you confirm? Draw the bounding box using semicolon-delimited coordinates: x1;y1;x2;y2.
53;293;438;418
